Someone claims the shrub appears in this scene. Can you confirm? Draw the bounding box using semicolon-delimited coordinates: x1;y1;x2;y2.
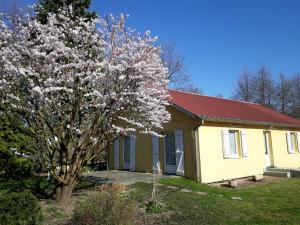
99;183;127;193
31;177;56;198
4;158;34;180
72;192;135;225
0;176;56;199
0;190;43;225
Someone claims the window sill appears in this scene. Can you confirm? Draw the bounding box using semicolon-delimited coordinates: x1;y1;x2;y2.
224;155;240;159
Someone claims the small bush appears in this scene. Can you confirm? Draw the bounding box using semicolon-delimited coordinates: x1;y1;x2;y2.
99;183;127;193
0;190;43;225
4;158;34;180
72;192;135;225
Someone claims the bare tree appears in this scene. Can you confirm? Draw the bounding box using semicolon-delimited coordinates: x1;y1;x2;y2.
176;83;204;94
252;65;276;108
232;67;255;102
161;43;186;84
276;73;292;114
215;93;224;98
289;74;300;119
161;43;203;93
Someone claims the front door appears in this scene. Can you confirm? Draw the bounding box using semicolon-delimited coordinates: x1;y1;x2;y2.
263;131;272;168
165;133;176;174
123;136;130;170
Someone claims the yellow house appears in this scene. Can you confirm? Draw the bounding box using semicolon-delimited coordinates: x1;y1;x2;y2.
108;90;300;183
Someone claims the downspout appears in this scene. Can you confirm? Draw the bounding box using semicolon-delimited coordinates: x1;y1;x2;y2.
194;117;205;182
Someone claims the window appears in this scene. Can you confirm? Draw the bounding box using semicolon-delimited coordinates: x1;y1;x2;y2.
229;131;238;157
165;133;176;165
286;132;300;153
222;129;240;158
291;132;298;152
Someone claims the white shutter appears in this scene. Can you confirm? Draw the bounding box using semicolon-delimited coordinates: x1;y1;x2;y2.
129;136;136;171
241;130;248;157
175;130;184;176
113;138;119;169
286;132;294;154
297;133;300;153
222;129;231;158
152;135;160;173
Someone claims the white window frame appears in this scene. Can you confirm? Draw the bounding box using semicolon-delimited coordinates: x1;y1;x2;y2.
287;131;298;154
291;132;299;153
222;129;240;159
228;130;239;158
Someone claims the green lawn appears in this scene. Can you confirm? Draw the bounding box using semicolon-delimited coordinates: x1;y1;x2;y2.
131;177;300;225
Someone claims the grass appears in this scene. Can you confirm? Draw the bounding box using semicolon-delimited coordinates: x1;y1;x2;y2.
130;177;300;225
34;176;300;225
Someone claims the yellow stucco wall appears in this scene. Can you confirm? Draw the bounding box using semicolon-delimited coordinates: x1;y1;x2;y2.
271;130;300;168
159;107;199;180
198;124;265;183
198;122;300;183
108;106;199;180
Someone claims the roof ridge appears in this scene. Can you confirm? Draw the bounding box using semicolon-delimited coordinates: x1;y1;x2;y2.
168;89;261;106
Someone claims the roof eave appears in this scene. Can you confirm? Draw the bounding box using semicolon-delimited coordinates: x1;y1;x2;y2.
203;116;300;129
169;103;198;118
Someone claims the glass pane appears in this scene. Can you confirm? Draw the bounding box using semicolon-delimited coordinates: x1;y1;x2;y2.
291;133;296;151
264;133;268;154
165;133;176;165
229;132;237;155
124;136;130;163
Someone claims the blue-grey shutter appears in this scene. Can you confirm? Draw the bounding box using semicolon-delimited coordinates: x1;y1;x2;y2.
114;138;119;169
129;136;136;171
175;130;184;176
152;135;160;173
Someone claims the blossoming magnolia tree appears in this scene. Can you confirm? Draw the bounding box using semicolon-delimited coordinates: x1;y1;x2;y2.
0;8;170;203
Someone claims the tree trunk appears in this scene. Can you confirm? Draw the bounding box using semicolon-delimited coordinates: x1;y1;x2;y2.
55;183;75;204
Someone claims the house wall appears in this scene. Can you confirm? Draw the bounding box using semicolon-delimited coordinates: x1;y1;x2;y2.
198;124;265;183
198;122;300;183
271;130;300;168
108;106;199;180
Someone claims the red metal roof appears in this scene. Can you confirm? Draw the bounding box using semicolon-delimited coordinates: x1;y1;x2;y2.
169;89;300;128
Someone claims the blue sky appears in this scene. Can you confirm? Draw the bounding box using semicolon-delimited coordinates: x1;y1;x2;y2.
5;0;300;97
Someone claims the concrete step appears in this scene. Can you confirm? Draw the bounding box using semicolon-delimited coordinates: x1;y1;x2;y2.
266;167;292;173
290;169;300;177
264;171;291;178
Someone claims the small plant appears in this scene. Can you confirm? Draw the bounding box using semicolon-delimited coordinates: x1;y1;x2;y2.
81;166;94;173
72;192;135;225
0;190;43;225
145;172;165;213
145;201;162;214
99;183;127;193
